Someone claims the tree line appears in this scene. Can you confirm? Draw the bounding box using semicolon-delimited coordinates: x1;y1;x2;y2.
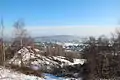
81;29;120;80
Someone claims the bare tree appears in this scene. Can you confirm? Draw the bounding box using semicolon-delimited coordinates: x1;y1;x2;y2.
10;19;34;67
13;19;27;47
11;19;33;52
0;17;5;66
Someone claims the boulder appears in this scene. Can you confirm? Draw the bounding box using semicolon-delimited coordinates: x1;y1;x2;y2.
8;47;86;78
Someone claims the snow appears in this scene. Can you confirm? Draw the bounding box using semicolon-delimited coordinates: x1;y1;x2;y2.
9;47;86;68
30;65;41;71
8;47;86;79
52;56;86;66
65;78;82;80
0;67;82;80
34;48;40;52
0;67;44;80
63;43;79;47
44;74;65;80
44;73;82;80
52;56;71;65
0;67;81;80
72;59;86;65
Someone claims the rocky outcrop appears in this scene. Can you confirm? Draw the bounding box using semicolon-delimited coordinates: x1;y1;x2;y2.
8;47;86;78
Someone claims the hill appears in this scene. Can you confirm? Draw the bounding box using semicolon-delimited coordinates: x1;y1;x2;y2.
34;35;82;43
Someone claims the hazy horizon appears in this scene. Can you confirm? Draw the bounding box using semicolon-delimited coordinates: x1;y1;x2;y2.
1;25;118;38
0;0;120;37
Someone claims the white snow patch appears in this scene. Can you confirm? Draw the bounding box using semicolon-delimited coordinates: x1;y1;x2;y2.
72;59;86;65
34;48;40;52
0;67;44;80
9;47;86;73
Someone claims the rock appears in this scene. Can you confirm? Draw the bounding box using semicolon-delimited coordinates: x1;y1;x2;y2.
30;65;41;71
8;46;86;78
73;73;79;78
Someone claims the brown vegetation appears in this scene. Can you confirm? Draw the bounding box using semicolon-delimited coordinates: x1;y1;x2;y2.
81;29;120;80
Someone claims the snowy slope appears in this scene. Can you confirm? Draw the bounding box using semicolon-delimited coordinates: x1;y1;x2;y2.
7;47;86;80
9;47;86;72
0;67;44;80
0;67;82;80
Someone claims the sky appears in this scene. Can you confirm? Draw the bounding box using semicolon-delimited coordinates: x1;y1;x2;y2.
0;0;120;37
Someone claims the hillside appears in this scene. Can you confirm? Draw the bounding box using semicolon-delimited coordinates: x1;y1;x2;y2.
34;35;82;43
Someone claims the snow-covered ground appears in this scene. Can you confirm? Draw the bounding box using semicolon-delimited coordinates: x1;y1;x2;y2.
44;73;65;80
9;47;86;72
0;66;82;80
7;47;86;80
0;67;44;80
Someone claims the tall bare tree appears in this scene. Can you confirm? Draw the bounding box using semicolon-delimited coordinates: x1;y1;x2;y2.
11;19;34;67
13;19;27;47
0;17;5;66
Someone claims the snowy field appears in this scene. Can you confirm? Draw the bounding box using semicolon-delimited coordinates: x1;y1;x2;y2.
0;67;44;80
6;47;84;80
0;66;82;80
